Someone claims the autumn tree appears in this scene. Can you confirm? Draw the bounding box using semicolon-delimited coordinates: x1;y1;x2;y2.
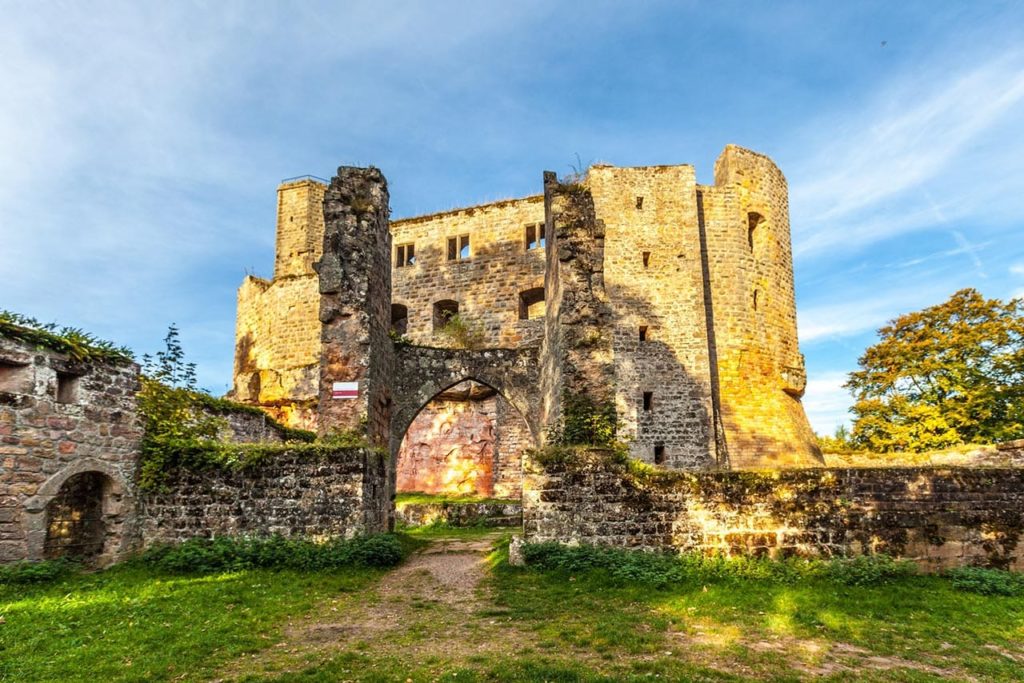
846;288;1024;452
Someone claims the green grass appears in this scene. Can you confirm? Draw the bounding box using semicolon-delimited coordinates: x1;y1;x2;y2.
395;491;520;506
5;539;1024;682
398;526;513;541
0;564;383;682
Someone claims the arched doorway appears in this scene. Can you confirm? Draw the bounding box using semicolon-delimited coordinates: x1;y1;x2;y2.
43;471;113;562
395;378;535;501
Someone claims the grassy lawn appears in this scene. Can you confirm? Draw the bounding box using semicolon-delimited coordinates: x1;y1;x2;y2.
0;564;383;682
395;491;520;506
3;535;1023;682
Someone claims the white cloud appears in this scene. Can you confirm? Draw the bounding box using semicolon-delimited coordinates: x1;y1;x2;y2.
803;371;853;434
1011;263;1024;276
789;50;1024;257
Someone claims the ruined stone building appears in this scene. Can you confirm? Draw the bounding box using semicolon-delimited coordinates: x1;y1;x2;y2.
232;146;822;498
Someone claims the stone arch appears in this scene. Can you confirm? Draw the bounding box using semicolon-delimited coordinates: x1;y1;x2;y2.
390;345;541;461
23;459;130;565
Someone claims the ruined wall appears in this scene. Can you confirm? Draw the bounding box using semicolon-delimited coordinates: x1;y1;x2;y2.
232;179;326;430
139;448;388;544
0;336;142;565
317;167;394;444
523;452;1024;571
588;165;716;468
701;146;820;467
391;197;546;348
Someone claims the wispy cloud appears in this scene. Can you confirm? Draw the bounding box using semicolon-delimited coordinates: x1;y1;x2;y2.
789;50;1024;257
803;371;853;434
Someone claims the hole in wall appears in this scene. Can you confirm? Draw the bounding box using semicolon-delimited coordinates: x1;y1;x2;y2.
642;251;651;268
638;326;648;342
391;303;409;336
642;392;653;412
56;372;80;404
636;196;644;209
433;300;459;331
518;287;546;320
654;444;665;464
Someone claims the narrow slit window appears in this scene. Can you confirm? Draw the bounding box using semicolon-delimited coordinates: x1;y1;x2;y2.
654;445;665;464
56;372;79;404
642;251;651;268
642;392;653;411
638;326;648;342
753;289;759;311
395;243;415;268
636;196;644;209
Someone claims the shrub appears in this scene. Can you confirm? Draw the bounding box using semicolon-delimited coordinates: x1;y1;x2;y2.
437;314;487;350
140;533;404;574
824;554;917;586
0;558;79;585
946;566;1024;596
520;542;917;588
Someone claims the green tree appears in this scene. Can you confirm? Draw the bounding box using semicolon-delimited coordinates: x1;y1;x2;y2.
846;288;1024;452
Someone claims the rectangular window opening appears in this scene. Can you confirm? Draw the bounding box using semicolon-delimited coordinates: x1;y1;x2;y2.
0;362;31;394
526;223;546;250
654;445;665;464
449;234;470;261
642;391;653;411
636;196;644;210
396;243;415;268
642;251;651;268
638;326;648;342
56;372;79;404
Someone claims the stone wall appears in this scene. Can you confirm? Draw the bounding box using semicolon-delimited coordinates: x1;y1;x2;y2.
317;166;394;444
701;146;820;468
522;451;1024;571
391;197;546;348
139;448;388;544
588;165;716;468
0;336;142;565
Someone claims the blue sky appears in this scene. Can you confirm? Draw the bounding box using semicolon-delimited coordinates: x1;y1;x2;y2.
2;1;1023;433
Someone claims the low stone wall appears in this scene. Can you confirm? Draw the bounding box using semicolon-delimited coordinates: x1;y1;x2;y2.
395;500;522;528
139;448;389;545
522;452;1024;571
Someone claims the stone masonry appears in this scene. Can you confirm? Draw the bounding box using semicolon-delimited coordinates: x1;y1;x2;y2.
0;336;143;565
233;145;825;500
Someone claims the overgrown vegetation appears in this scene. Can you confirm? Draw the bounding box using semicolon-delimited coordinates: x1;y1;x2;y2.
395;491;519;506
544;391;618;447
946;565;1024;596
0;558;79;585
436;313;487;349
0;310;133;363
521;542;916;588
137;325;318;489
140;534;404;574
847;288;1024;452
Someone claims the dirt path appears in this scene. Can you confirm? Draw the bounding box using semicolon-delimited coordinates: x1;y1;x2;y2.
215;533;512;681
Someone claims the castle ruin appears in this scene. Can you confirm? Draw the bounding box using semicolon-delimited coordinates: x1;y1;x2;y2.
232;145;823;498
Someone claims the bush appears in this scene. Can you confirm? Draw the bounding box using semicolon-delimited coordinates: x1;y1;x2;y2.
520;542;917;588
140;533;404;574
946;566;1024;596
824;554;917;586
0;558;79;585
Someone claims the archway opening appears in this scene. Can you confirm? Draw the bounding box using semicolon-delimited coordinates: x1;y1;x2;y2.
396;379;532;502
43;471;111;562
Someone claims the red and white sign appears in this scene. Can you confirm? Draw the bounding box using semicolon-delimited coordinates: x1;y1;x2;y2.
331;381;359;399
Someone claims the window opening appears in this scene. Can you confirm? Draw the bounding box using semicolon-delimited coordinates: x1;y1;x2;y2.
0;362;30;394
525;223;546;250
753;289;759;311
654;445;666;464
642;392;653;411
447;235;470;261
642;251;651;268
747;212;763;251
433;300;459;331
519;287;546;320
395;243;415;268
56;372;79;404
391;303;409;336
636;196;644;210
